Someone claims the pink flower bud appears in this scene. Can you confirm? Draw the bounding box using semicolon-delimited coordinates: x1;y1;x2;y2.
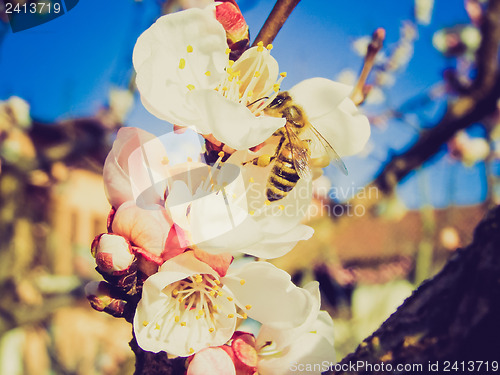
92;233;135;275
215;1;249;60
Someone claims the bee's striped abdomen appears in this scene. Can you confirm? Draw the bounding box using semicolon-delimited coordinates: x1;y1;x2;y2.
266;142;300;201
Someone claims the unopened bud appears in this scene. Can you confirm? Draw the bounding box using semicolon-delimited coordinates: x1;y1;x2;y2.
92;233;135;275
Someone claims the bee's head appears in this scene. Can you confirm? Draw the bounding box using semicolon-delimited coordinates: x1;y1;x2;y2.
268;92;291;109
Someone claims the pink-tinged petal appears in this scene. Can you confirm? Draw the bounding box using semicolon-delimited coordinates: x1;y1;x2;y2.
232;333;258;368
187;89;285;149
103;127;168;208
223;263;318;329
159;251;218;277
193;248;233;277
112;201;172;259
162;224;188;262
187;347;236;375
289;77;370;157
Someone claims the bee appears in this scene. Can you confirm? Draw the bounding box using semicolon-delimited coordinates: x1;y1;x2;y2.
245;92;348;202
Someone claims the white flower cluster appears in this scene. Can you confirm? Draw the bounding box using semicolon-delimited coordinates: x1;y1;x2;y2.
89;5;370;375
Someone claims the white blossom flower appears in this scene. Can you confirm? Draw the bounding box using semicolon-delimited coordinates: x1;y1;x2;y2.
133;7;285;150
187;282;335;375
134;252;318;357
104;127;314;260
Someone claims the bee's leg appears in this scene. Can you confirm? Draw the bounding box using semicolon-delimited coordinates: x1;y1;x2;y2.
242;154;276;167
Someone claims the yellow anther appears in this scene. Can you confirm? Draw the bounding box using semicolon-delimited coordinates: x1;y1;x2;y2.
213;305;219;311
227;67;233;74
214;279;221;285
218;151;225;158
198;310;205;316
245;304;252;310
189;348;195;354
187;45;193;53
228;75;234;82
155;323;161;330
240;279;246;285
196;315;201;320
209;290;216;297
179;58;186;69
254;71;261;78
205;71;211;76
142;321;149;327
280;72;287;77
266;43;273;50
222;86;229;91
181;322;187;327
237;80;242;85
249;177;254;183
273;84;280;92
228;60;234;66
161;156;169;165
310;330;317;334
247;90;254;97
257;41;264;46
186;84;195;91
225;47;231;54
217;291;223;296
174;316;180;323
178;297;183;302
228;314;235;319
209;327;215;333
249;211;255;216
265;200;271;206
279;205;284;210
241;313;248;319
172;290;178;296
257;41;264;52
187;157;193;162
227;296;233;301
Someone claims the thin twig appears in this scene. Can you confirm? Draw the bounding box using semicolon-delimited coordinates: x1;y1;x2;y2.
252;0;301;47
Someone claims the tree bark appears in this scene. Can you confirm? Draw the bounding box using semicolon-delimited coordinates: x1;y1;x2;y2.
329;204;500;374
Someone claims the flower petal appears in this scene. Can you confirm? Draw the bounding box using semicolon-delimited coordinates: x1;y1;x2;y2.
103;127;168;209
187;89;285;149
187;347;236;375
257;311;335;375
133;8;228;127
223;263;318;329
111;201;172;260
134;253;236;356
289;77;370;156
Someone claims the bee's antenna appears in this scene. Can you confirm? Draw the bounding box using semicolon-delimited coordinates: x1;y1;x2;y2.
247;97;269;107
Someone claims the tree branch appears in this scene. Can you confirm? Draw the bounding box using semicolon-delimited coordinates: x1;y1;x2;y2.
374;0;500;194
330;204;500;374
252;0;301;47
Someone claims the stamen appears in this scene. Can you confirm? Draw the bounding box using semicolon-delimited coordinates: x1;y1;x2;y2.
279;205;285;210
218;151;225;158
187;45;193;53
249;211;255;216
245;304;252;310
205;71;211;76
257;41;264;52
280;72;287;77
266;44;273;50
265;200;271;206
228;314;234;318
240;279;246;285
181;321;187;327
228;60;235;66
189;348;195;354
142;321;149;327
155;323;161;330
161;156;169;165
209;328;215;333
186;84;195;91
174;316;180;323
227;296;233;301
225;47;231;54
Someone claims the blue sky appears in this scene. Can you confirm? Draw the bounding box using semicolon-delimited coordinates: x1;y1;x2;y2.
0;0;488;209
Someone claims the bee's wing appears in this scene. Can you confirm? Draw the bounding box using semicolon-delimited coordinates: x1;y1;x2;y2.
303;125;348;176
284;123;313;181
